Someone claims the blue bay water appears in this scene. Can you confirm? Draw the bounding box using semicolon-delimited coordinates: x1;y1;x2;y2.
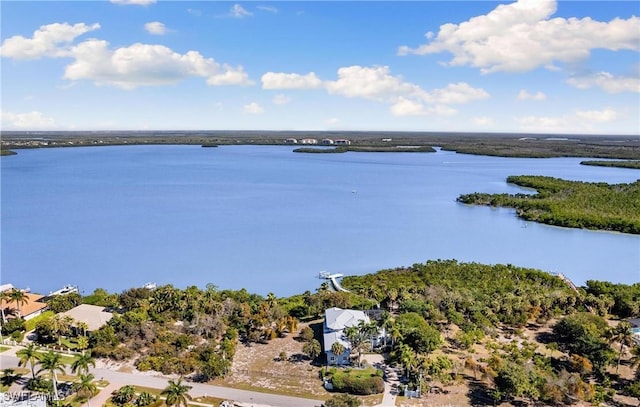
1;145;639;297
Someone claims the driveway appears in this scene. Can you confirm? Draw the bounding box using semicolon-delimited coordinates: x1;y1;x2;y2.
1;349;323;407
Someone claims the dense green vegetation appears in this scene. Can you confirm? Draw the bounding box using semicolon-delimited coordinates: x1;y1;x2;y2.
581;160;640;169
458;175;640;234
340;260;640;404
3;258;639;404
322;366;384;395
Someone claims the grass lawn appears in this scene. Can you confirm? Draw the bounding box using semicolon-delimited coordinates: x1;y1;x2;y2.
25;311;54;331
0;346;9;353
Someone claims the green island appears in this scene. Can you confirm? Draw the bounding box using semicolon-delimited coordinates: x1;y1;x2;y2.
457;175;640;234
2;260;640;406
293;146;436;153
581;160;640;170
2;131;639;159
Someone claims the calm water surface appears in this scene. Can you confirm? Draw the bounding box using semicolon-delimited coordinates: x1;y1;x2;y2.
2;145;639;296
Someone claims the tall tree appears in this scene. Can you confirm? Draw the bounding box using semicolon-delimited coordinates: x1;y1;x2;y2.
37;350;67;401
161;378;192;407
0;290;11;324
71;351;96;376
9;289;28;318
303;339;321;361
73;373;98;407
16;343;40;379
608;322;635;373
330;342;345;364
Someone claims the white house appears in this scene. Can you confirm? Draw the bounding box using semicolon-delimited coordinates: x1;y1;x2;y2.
301;138;318;144
323;307;371;365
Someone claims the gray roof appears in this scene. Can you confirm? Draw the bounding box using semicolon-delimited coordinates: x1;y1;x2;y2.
324;307;370;331
60;304;113;331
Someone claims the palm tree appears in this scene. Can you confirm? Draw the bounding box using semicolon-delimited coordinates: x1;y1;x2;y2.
608;322;635;373
111;385;136;406
71;351;95;376
16;343;40;379
76;336;89;353
0;290;11;324
135;391;154;407
50;315;73;346
76;321;89;337
73;373;98;407
37;350;67;401
330;342;345;365
9;289;28;318
630;345;640;379
161;378;192;407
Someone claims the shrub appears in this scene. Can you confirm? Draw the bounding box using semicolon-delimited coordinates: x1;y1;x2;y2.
1;318;25;335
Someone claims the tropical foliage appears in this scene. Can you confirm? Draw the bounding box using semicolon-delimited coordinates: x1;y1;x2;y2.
458;176;640;234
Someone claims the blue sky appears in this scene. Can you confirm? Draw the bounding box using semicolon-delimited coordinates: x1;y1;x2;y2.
1;0;639;134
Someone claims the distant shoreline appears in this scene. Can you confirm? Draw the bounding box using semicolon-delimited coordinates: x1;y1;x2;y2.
1;131;639;159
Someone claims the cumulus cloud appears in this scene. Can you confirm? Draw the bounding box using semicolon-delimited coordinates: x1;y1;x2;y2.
263;65;488;117
575;107;618;122
1;110;56;129
567;72;640;93
144;22;167;35
325;65;427;102
428;82;489;105
390;98;457;117
243;102;264;114
262;72;323;89
257;6;278;13
110;0;156;5
516;107;623;132
64;40;253;89
399;0;640;74
0;22;100;60
272;94;291;105
230;4;252;18
517;90;547;101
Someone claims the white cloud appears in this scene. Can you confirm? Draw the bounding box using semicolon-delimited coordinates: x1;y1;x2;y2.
64;40;253;89
428;82;489;105
264;65;487;117
262;72;323;89
390;98;457;117
144;22;167;35
110;0;156;5
325;65;427;102
516;107;624;132
1;110;56;129
517;90;547;101
257;6;278;13
230;4;252;18
187;9;202;17
272;94;291;105
243;102;264;114
567;72;640;94
473;116;494;126
0;22;100;60
575;107;618;123
399;0;640;74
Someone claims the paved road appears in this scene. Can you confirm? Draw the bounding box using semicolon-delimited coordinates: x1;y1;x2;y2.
1;349;323;407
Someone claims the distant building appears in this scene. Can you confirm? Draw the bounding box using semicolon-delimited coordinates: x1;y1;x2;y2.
321;139;334;145
323;307;370;365
334;139;351;146
301;138;318;144
285;138;298;144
